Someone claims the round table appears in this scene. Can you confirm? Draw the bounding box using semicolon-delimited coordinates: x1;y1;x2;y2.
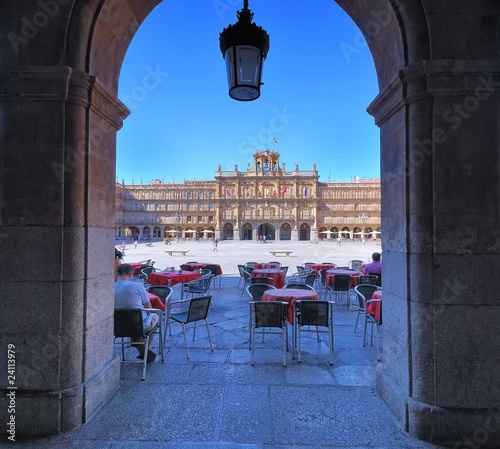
129;262;148;276
325;268;360;287
251;268;286;289
368;290;382;321
147;292;165;310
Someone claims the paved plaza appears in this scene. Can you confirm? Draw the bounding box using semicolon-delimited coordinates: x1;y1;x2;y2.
17;240;443;449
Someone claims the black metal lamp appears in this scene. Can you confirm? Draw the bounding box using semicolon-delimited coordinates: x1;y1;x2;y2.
219;0;270;101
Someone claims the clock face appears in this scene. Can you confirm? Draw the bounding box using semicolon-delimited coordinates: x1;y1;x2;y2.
230;86;260;101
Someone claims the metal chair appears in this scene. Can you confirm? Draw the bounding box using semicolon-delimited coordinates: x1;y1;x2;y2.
296;265;306;274
147;285;173;330
367;272;382;287
245;283;276;302
251;276;274;286
294;300;335;365
348;260;364;271
324;274;352;305
245;283;277;348
202;264;222;290
114;307;163;380
249;301;289;366
353;284;380;333
166;295;213;359
183;274;215;298
358;275;379;285
291;273;317;288
238;266;254;296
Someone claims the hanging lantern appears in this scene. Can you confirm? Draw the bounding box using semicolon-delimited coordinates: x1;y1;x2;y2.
219;0;270;101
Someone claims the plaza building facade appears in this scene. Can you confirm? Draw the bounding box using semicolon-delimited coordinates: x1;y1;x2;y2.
115;150;381;242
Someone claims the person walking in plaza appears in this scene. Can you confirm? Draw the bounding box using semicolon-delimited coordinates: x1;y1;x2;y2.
213;237;219;251
114;263;159;362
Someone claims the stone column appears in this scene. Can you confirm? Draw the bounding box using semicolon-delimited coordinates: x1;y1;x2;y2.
0;67;129;435
369;61;500;446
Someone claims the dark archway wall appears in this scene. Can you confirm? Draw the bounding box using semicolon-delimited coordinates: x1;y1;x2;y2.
0;1;499;446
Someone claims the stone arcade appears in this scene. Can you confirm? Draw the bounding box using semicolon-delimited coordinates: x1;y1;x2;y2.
0;1;498;446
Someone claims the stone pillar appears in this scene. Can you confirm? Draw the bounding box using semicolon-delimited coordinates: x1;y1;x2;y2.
0;67;129;436
369;61;500;447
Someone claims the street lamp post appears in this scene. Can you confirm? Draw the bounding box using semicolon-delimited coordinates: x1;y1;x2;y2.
359;213;368;243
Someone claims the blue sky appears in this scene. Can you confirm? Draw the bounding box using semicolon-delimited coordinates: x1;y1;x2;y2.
117;0;379;184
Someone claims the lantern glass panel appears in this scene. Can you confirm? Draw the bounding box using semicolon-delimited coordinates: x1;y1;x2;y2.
236;45;261;85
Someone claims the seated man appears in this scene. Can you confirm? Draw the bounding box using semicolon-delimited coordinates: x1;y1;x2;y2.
362;252;382;275
114;263;159;362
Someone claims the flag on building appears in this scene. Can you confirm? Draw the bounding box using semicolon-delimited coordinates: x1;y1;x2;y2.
273;137;278;144
281;187;287;195
226;189;231;197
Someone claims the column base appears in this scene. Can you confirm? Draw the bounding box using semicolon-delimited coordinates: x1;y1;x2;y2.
1;355;120;437
377;366;500;448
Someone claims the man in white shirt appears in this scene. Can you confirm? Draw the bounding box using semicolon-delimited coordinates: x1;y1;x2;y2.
114;263;159;362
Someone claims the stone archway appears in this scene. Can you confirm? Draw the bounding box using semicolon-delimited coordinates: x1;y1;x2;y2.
1;1;499;446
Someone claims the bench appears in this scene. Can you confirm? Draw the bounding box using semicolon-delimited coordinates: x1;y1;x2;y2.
166;250;190;256
269;250;294;257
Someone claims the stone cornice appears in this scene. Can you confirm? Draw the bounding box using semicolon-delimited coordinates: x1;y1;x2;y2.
0;66;129;128
89;77;130;129
368;60;500;126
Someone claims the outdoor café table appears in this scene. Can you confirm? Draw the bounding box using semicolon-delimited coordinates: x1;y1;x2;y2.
129;262;148;276
325;268;361;287
147;292;165;310
148;270;201;299
180;262;223;275
179;262;205;271
253;262;281;269
367;290;382;322
308;263;336;275
261;288;319;324
251;268;286;289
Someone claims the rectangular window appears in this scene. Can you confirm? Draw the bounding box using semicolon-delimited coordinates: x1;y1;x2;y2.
187;215;192;222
